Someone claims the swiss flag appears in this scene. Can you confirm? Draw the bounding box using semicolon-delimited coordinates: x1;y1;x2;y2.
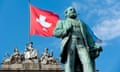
30;4;59;36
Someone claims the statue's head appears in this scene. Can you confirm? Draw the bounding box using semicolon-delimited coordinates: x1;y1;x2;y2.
14;48;18;52
64;6;77;19
45;48;48;53
28;41;33;47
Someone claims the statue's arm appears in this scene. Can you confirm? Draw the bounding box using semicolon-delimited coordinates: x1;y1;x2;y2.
83;23;95;48
53;20;67;38
83;23;102;48
83;24;103;58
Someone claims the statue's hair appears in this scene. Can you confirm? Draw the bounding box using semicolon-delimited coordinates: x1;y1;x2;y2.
64;6;74;16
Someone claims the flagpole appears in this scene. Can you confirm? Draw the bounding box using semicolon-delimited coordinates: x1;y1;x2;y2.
28;0;31;42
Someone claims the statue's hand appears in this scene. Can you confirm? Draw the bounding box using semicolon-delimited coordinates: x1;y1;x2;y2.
65;23;72;31
89;45;103;59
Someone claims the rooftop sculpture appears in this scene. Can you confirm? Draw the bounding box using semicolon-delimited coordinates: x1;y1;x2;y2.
1;42;62;70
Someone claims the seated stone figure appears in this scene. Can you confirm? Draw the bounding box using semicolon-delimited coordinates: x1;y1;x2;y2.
24;42;38;60
40;48;59;64
3;48;23;64
10;48;23;64
47;50;58;64
40;48;49;64
2;53;11;64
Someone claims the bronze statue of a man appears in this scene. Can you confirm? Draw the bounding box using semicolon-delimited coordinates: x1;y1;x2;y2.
53;7;101;72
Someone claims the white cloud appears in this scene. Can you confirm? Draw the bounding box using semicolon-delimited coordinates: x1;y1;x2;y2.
93;18;120;40
97;3;120;17
71;1;120;41
92;2;120;41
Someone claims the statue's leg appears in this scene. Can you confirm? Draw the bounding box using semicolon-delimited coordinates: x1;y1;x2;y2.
65;39;76;72
76;46;94;72
91;59;96;72
75;49;83;72
65;54;75;72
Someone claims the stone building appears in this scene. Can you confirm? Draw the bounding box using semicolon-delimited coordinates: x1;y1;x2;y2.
1;43;63;72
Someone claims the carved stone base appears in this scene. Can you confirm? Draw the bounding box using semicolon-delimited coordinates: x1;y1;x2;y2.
23;59;39;70
41;64;62;70
1;64;23;70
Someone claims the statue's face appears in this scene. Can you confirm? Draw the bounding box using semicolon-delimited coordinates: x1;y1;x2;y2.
65;7;77;19
28;42;33;47
14;48;18;52
45;48;48;53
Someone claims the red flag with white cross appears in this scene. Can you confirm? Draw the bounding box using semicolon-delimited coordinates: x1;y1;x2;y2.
30;4;59;36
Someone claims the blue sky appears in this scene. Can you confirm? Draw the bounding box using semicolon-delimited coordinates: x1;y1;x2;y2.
0;0;120;72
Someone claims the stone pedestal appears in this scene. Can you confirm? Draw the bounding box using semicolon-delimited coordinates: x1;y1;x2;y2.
1;64;10;70
41;64;62;70
23;59;39;70
10;64;23;70
1;64;23;70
